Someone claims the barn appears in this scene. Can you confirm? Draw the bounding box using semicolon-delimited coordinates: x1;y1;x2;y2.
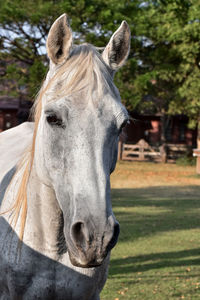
0;96;31;132
119;112;197;162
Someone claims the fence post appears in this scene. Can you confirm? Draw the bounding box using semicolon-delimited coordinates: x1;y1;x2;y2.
193;149;200;174
118;141;123;160
160;144;167;163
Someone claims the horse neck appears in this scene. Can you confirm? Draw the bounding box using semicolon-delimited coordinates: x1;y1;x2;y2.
24;162;62;258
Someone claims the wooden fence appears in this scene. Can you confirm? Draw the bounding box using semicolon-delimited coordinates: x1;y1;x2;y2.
118;139;190;162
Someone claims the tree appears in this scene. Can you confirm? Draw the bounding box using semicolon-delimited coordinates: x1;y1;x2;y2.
127;0;200;148
164;0;200;148
0;0;139;100
2;0;200;151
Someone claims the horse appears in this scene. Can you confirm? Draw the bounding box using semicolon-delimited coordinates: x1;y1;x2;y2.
0;14;130;299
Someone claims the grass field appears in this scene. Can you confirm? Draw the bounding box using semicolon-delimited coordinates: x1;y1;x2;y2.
101;161;200;300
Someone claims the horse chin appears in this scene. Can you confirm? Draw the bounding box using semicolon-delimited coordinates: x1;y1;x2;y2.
68;251;105;268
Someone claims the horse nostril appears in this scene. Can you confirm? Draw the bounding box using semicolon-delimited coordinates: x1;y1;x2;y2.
106;222;120;252
70;220;120;259
71;222;85;247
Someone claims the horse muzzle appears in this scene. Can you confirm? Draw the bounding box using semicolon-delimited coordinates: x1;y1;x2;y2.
66;219;120;268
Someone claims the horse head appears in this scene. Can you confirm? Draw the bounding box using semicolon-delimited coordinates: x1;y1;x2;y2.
33;14;130;268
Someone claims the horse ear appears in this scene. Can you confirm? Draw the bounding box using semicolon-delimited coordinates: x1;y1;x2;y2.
46;14;73;65
102;21;131;71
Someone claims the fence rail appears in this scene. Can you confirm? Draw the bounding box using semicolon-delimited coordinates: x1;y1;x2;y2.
118;139;191;162
120;139;162;161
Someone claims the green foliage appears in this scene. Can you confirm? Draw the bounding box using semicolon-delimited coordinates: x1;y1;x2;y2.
1;0;200;136
133;0;200;130
0;0;139;101
28;59;47;97
176;155;196;166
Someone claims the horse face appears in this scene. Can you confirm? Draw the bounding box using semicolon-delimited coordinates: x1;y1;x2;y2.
35;14;130;267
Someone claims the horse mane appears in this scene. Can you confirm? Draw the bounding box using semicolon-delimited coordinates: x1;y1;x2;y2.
5;44;118;242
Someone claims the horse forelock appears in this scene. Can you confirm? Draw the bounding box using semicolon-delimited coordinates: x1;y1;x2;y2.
44;44;117;103
32;44;117;130
6;43;119;243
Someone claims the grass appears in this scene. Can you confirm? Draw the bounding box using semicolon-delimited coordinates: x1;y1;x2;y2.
101;161;200;300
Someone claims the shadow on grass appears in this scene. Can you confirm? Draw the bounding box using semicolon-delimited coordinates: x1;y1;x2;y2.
110;185;200;283
111;185;200;242
110;248;200;275
111;185;200;208
102;184;200;298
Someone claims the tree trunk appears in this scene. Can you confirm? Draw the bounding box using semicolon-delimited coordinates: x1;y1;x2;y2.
160;113;167;163
197;118;200;149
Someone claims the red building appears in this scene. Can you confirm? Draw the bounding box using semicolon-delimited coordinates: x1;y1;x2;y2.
0;96;31;132
120;112;197;161
0;58;32;132
125;113;196;146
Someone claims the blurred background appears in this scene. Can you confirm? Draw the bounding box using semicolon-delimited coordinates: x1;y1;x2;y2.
1;0;200;166
0;1;200;163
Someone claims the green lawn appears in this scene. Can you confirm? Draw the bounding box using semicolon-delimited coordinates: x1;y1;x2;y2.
101;161;200;300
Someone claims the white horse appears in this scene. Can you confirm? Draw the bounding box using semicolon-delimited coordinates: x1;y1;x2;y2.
0;14;130;299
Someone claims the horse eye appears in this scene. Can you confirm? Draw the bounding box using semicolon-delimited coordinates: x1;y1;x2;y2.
46;114;63;127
